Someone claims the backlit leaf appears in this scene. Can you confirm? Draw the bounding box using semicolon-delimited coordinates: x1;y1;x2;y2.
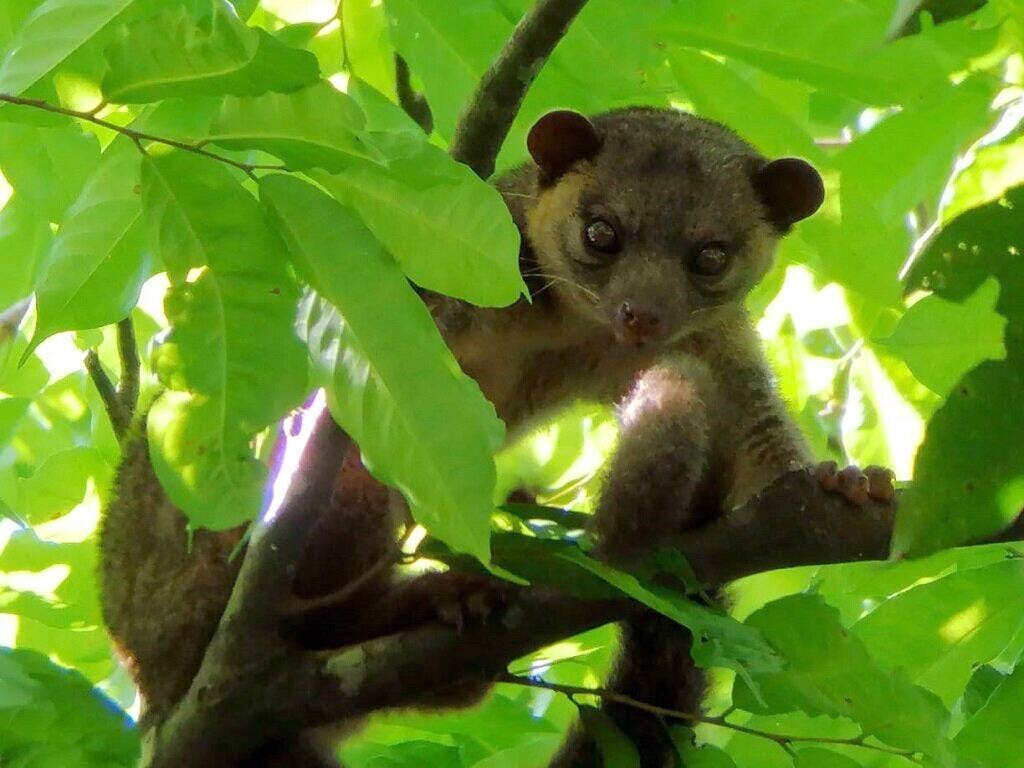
262;173;502;561
102;2;319;103
142;151;307;529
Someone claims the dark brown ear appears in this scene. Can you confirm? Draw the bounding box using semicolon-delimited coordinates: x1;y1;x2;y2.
527;110;602;183
754;158;824;229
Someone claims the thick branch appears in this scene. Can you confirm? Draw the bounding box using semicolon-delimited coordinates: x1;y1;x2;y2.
234;391;351;623
116;318;140;420
449;0;591;178
143;468;1024;766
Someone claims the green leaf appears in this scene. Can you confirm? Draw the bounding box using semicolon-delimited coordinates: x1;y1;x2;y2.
793;748;862;768
942;135;1024;221
383;0;508;139
342;740;463;768
834;79;995;225
142;152;307;529
0;0;140;97
468;735;564;768
959;664;1006;720
578;705;641;768
28;139;151;352
206;81;374;171
15;447;112;525
0;0;40;52
0;647;138;766
734;595;954;763
853;560;1024;705
955;663;1024;766
895;360;1024;556
262;173;502;562
872;277;1006;398
0;517;111;680
888;0;988;38
670;728;738;768
896;184;1024;556
312;142;525;307
654;0;952;106
556;548;782;679
0;197;51;309
0;122;101;221
384;0;670;161
102;2;319;103
668;49;824;162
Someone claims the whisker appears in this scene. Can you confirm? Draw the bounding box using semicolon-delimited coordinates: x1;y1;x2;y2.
525;272;600;303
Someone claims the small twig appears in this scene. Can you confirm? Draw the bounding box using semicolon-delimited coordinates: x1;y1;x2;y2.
116;318;140;422
394;55;434;134
0;93;289;175
337;0;352;71
498;673;920;761
0;298;31;344
449;0;591;178
84;351;130;439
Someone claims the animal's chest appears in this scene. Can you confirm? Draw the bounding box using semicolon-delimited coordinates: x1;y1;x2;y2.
449;322;680;434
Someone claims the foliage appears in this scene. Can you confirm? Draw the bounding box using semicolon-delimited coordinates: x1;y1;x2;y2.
0;0;1022;766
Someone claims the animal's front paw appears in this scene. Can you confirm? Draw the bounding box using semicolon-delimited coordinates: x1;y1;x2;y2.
431;573;511;633
814;461;895;505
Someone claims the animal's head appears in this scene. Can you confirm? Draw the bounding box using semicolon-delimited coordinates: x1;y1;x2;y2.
522;108;823;345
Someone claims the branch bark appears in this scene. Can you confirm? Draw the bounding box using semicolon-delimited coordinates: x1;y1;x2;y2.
141;464;1023;766
449;0;591;178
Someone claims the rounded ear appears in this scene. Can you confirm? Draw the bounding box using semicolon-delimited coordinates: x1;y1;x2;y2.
754;158;824;229
527;110;603;182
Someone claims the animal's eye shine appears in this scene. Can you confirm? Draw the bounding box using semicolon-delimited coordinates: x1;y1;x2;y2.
583;219;620;253
689;244;730;277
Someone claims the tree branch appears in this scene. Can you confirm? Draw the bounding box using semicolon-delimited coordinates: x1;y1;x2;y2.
0;93;288;177
141;466;1023;766
234;391;352;623
449;0;591;178
116;318;140;422
84;350;130;439
497;673;918;760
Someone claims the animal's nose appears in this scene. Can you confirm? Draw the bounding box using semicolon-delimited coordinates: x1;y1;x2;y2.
614;301;664;344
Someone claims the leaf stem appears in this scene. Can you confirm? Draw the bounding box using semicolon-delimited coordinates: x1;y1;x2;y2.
497;673;921;761
0;93;289;176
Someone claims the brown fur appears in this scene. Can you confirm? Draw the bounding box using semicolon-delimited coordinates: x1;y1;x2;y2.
100;420;243;725
100;107;822;766
430;108;817;766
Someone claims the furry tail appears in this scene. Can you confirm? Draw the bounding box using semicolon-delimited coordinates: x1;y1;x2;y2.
549;614;703;768
99;416;243;721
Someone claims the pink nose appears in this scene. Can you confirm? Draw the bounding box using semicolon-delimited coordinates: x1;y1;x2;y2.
614;301;664;343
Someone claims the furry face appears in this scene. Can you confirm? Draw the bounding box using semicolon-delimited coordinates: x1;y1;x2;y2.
522;108;822;346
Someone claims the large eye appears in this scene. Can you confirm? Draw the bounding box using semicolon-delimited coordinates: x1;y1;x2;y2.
583;219;620;254
689;243;730;277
